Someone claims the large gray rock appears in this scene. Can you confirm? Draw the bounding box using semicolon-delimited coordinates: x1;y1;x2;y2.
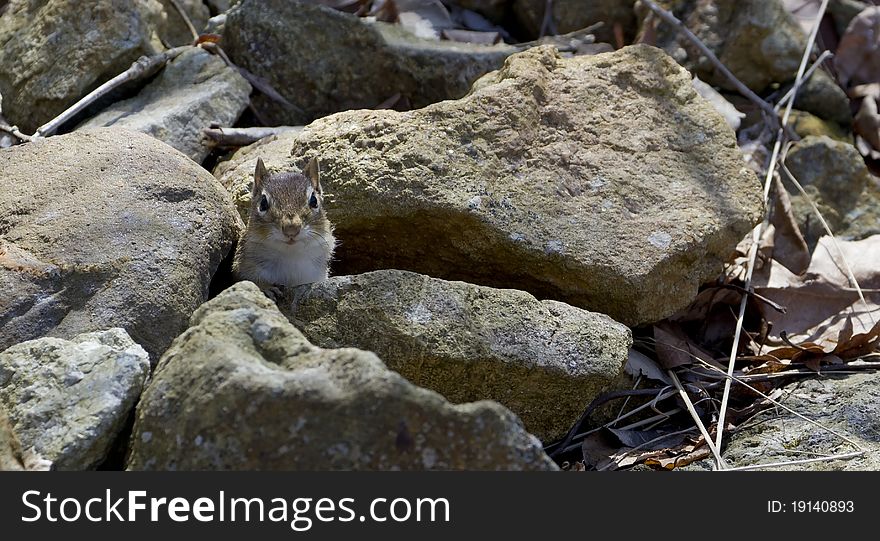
284;270;631;442
80;47;252;163
222;0;515;125
0;0;167;134
0;128;240;359
689;372;880;471
784;136;880;248
0;328;150;470
128;282;557;470
220;45;762;326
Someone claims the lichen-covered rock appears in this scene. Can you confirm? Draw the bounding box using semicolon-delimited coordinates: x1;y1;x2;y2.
80;47;251;163
513;0;637;44
0;0;167;134
783;136;880;247
0;405;25;471
0;329;150;470
222;0;515;125
284;270;632;442
0;128;240;359
688;372;880;471
127;282;557;470
220;45;762;326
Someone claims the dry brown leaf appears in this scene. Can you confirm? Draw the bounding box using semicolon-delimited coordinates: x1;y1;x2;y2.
835;6;880;87
625;348;672;384
755;235;880;347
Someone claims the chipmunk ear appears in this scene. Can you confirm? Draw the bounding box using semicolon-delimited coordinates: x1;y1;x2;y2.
253;158;268;194
305;157;321;193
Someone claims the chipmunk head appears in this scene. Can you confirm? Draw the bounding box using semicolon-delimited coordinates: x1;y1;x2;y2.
247;157;330;246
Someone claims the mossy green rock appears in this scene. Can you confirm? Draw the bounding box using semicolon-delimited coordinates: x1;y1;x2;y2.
221;45;761;326
128;282;557;470
284;270;632;442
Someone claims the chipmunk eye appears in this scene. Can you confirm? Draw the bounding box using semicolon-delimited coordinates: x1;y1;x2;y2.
258;194;269;213
309;193;319;209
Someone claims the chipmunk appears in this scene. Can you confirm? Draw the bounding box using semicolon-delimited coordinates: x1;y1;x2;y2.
232;157;336;297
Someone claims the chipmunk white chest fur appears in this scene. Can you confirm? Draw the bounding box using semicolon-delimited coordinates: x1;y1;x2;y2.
232;157;336;294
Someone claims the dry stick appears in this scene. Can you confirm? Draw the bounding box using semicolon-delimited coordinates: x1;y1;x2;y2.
640;0;781;130
778;156;877;327
169;0;199;41
714;0;831;469
668;370;727;470
203;126;303;147
0;92;33;143
33;46;190;139
774;50;833;111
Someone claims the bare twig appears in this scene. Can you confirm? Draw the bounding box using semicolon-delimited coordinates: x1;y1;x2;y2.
203;125;303;147
774;50;833;111
0;91;32;144
32;46;190;139
540;0;557;38
669;370;727;469
169;0;199;42
640;0;781;130
713;0;831;468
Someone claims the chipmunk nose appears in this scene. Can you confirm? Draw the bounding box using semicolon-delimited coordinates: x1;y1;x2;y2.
281;218;302;240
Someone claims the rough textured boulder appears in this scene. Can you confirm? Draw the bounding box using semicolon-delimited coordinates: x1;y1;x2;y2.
0;329;150;470
784;136;880;247
0;128;240;359
0;0;167;134
222;0;515;125
219;45;762;326
283;270;631;442
513;0;637;44
80;47;252;163
128;282;557;470
688;373;880;471
0;405;25;471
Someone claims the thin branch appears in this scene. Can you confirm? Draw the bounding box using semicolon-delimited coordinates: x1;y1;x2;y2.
774;49;833;111
169;0;199;42
640;0;781;130
713;0;831;467
33;46;190;139
669;370;727;470
203;125;303;147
